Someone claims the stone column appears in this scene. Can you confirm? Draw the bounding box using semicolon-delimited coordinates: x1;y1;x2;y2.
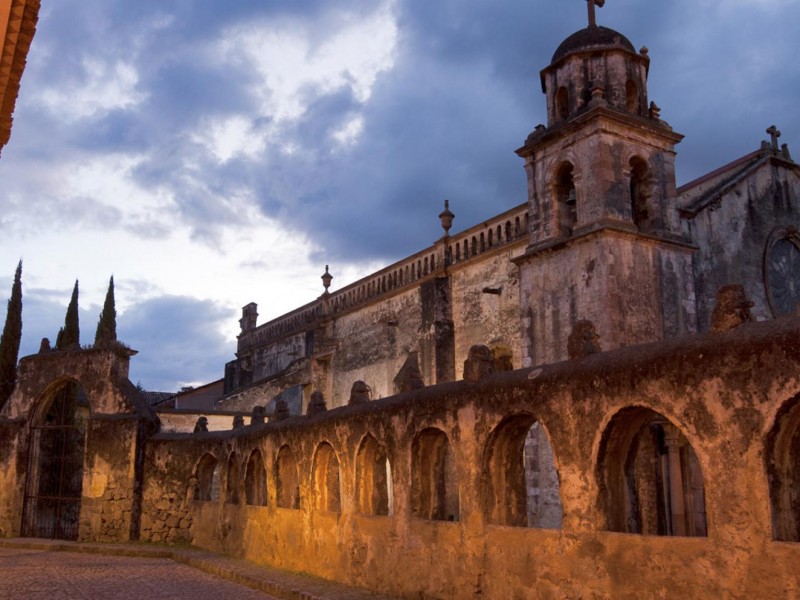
664;424;686;536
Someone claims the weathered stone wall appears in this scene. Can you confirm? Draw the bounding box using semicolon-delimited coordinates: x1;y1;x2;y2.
450;245;525;378
157;410;252;433
142;317;800;599
0;348;155;543
330;286;424;405
518;231;695;366
681;155;800;330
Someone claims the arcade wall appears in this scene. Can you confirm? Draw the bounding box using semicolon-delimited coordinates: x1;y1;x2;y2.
141;317;800;599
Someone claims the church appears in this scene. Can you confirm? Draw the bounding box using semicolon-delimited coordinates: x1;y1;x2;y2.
3;3;800;598
218;1;800;416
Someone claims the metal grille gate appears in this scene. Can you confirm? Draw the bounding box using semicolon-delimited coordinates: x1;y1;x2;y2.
21;383;89;540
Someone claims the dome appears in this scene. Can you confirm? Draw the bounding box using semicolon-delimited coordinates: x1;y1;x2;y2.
551;26;635;64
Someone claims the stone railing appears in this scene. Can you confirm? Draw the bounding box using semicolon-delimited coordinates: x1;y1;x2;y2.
239;203;530;349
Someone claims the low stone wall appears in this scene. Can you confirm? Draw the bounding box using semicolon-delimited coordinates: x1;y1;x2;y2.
141;317;800;598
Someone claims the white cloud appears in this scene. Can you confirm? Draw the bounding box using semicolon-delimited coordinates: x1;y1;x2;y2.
34;59;146;121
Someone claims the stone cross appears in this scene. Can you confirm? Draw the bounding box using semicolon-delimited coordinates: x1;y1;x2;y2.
767;125;781;152
587;0;606;28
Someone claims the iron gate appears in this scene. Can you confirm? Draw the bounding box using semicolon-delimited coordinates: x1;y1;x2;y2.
21;382;89;540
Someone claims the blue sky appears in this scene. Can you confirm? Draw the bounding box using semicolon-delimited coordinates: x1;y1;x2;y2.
1;0;798;391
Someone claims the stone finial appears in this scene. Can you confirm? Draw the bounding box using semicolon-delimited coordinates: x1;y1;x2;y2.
767;125;781;152
782;143;793;162
321;265;333;292
393;352;425;394
348;380;372;405
274;398;290;421
439;200;455;237
648;101;661;120
307;391;328;416
232;415;245;429
567;320;602;359
710;284;754;332
193;416;208;433
463;345;496;382
639;46;649;57
588;86;607;109
251;405;266;425
38;337;51;353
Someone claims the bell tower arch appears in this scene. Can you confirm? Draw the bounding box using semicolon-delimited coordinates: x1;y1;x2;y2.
515;4;697;367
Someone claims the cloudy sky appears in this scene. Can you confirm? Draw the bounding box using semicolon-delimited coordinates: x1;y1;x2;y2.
1;0;798;392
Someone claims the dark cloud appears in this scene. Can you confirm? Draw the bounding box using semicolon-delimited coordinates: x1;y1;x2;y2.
118;296;235;392
2;0;799;387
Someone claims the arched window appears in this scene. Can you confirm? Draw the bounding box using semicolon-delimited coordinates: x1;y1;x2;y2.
505;221;512;241
225;452;240;504
412;428;459;521
356;435;392;516
244;449;267;506
21;381;91;540
482;415;563;528
313;442;341;512
471;237;477;256
480;232;486;252
598;407;707;536
626;80;640;114
630;157;651;231
556;86;569;121
276;445;300;509
194;453;221;502
463;240;468;259
555;162;577;237
497;225;502;243
767;395;800;541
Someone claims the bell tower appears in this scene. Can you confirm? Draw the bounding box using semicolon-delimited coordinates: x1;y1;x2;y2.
515;2;697;367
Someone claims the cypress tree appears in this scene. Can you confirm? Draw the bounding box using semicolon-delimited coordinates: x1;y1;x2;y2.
94;276;117;346
0;261;22;407
56;280;80;350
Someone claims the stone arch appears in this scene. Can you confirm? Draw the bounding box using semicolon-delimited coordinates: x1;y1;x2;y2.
21;379;91;540
355;434;392;516
411;428;459;521
275;445;300;509
629;155;652;231
194;453;221;502
626;79;639;114
482;414;563;528
312;442;341;512
766;394;800;541
556;86;569;120
244;449;267;507
597;406;707;537
554;161;577;237
225;452;241;504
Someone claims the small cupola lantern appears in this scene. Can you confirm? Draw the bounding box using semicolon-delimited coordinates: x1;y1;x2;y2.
321;265;333;292
439;200;455;237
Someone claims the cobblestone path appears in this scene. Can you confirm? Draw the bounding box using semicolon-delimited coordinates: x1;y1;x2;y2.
0;547;278;599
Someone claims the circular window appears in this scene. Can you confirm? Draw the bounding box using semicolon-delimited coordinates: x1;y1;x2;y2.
765;227;800;317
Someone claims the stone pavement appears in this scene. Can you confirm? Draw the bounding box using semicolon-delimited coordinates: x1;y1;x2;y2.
0;538;401;600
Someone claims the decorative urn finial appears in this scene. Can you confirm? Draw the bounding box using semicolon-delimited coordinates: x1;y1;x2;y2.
321;265;333;291
439;199;455;236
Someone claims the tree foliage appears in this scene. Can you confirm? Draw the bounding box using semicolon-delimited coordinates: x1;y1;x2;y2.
56;280;80;350
0;261;22;407
94;275;117;346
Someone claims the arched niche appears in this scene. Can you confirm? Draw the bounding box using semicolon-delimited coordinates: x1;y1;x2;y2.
21;380;91;540
194;453;221;502
355;434;392;516
312;442;341;513
482;414;563;528
225;452;241;505
275;445;300;509
766;394;800;541
597;407;707;537
411;428;459;522
629;156;653;231
244;449;267;507
554;162;577;237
